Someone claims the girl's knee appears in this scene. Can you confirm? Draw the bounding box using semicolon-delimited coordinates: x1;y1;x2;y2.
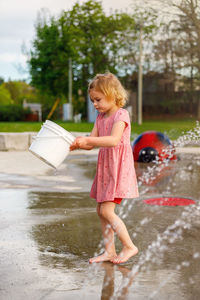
99;206;113;220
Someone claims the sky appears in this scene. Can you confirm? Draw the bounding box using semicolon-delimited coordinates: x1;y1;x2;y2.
0;0;133;82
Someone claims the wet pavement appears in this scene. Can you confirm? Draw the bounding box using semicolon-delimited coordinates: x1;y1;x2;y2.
0;149;200;299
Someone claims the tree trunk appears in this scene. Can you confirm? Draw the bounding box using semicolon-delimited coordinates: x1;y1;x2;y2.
197;98;200;120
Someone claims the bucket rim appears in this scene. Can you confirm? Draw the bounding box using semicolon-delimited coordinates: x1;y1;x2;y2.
43;124;75;144
42;120;75;144
44;120;74;137
43;125;74;144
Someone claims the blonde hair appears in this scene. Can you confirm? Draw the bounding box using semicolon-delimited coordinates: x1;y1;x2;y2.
88;72;128;107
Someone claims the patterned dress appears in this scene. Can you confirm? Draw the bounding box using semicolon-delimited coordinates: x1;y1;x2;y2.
90;108;139;203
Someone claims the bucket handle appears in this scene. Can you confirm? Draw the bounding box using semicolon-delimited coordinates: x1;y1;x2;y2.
32;136;63;139
42;124;75;143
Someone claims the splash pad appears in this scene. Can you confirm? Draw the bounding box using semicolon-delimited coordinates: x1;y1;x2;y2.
24;122;200;299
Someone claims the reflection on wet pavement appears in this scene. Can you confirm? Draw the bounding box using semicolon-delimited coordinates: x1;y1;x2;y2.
136;153;200;200
0;153;97;192
29;192;99;269
0;153;200;299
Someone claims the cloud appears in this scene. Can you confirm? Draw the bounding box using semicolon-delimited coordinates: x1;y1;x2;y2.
0;53;26;64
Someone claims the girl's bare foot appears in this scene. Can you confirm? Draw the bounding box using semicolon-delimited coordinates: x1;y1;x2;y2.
89;252;117;263
111;246;138;264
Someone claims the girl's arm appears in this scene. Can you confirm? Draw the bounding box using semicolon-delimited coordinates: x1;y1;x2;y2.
70;121;125;150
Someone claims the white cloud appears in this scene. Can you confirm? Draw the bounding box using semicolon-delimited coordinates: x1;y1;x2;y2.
0;53;26;64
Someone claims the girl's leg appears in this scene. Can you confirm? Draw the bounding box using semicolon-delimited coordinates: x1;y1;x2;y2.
99;202;138;264
89;203;117;263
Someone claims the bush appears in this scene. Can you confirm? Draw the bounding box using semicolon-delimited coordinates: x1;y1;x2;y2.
0;105;31;121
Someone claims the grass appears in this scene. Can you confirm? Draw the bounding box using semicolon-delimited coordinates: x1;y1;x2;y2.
132;120;198;140
0;119;198;140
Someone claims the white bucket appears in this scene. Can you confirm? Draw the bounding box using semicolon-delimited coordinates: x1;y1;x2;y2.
29;120;75;169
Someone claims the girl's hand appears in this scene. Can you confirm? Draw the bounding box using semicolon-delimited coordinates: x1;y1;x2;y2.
70;137;93;151
70;141;79;151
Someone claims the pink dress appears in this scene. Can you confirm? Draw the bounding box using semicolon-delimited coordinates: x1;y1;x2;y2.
90;108;139;203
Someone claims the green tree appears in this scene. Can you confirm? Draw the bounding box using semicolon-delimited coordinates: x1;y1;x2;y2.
0;77;4;85
4;80;38;104
28;0;157;117
29;15;69;101
62;0;137;114
0;84;13;105
28;1;138;115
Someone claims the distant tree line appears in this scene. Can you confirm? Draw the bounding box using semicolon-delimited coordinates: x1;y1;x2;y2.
133;0;200;118
0;78;38;105
133;0;200;89
0;78;38;121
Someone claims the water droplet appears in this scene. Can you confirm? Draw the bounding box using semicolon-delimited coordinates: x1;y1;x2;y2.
140;217;151;225
193;252;200;259
181;261;190;267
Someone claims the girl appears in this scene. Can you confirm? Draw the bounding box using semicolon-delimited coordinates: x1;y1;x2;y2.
70;72;139;264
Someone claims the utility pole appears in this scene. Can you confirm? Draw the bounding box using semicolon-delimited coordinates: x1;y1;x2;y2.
63;57;73;121
68;57;73;120
138;24;143;125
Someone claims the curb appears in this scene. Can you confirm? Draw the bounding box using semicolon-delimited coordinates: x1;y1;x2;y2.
0;132;90;151
0;132;35;151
